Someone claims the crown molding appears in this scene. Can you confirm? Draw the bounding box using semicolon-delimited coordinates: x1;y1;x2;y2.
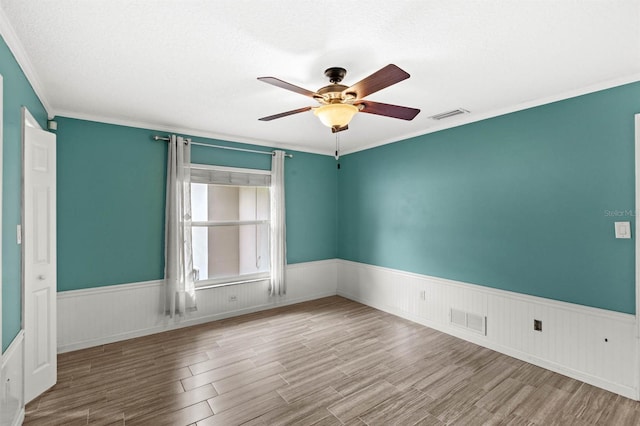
53;109;335;157
0;5;54;118
340;72;640;155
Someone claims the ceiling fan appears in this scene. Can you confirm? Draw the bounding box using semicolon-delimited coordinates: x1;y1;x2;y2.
257;64;420;133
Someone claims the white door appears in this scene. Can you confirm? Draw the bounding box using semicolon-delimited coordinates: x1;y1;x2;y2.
23;124;57;403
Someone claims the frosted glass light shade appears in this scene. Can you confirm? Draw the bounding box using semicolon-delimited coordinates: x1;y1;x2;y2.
313;104;358;128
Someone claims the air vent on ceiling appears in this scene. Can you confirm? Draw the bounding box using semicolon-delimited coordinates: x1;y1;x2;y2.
450;308;486;335
429;108;469;120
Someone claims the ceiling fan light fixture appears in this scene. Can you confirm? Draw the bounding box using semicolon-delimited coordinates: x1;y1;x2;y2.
313;103;358;129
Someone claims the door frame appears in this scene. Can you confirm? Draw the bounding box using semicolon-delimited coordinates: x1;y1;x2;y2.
635;113;640;400
0;75;3;354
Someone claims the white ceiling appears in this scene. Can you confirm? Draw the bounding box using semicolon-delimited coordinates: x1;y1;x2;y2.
1;1;639;155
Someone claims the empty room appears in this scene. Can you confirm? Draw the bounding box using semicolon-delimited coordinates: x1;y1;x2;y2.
1;1;640;425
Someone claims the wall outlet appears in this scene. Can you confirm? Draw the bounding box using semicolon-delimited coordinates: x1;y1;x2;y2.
419;290;426;301
533;319;542;332
228;295;237;302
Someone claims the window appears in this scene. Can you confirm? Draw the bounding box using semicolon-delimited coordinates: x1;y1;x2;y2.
190;165;271;288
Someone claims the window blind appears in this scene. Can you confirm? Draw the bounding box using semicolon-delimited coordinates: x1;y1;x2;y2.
190;167;271;187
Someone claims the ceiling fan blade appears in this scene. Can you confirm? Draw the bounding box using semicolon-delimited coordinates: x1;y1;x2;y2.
257;77;318;98
343;64;410;99
258;106;312;121
355;100;420;120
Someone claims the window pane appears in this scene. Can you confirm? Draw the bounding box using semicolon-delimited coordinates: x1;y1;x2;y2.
191;183;208;222
192;223;270;281
239;186;270;221
192;226;208;280
256;187;270;221
191;184;270;223
209;185;239;221
239;223;270;275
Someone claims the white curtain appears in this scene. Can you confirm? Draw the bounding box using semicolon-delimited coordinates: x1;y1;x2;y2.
269;150;287;296
164;135;197;316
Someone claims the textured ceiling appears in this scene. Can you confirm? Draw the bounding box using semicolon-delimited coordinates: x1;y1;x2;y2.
1;1;639;155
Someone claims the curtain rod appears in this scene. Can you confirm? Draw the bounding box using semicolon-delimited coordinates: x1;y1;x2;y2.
153;135;293;158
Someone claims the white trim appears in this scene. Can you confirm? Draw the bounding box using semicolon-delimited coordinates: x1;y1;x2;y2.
195;272;270;288
56;279;164;299
55;261;338;299
0;330;23;371
58;109;330;155
635;113;640;399
9;410;24;426
286;258;335;270
196;277;269;290
192;220;269;227
10;410;24;426
191;163;272;175
0;74;3;355
337;260;638;399
0;7;53;118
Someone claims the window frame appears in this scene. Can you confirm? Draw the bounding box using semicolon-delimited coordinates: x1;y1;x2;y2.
190;163;272;289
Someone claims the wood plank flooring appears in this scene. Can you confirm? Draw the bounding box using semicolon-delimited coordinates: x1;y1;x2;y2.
24;296;640;425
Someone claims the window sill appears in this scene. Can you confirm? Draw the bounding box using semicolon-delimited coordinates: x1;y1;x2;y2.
195;276;270;291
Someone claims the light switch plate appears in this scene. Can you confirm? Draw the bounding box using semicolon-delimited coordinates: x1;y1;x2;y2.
615;221;631;239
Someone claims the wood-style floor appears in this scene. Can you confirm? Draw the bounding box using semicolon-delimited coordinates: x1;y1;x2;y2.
25;296;640;426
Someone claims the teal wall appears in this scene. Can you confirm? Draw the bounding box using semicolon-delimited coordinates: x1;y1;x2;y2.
1;35;48;352
56;117;338;291
338;82;640;314
56;118;166;290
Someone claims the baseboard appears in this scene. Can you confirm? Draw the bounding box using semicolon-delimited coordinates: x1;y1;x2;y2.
58;259;338;353
11;410;24;426
337;260;638;400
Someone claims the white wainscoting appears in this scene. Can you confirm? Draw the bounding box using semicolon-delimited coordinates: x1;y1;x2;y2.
57;257;638;399
0;331;25;426
337;260;638;400
58;259;337;353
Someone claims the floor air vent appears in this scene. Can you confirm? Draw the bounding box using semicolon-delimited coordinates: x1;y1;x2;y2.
450;308;486;335
429;108;469;120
